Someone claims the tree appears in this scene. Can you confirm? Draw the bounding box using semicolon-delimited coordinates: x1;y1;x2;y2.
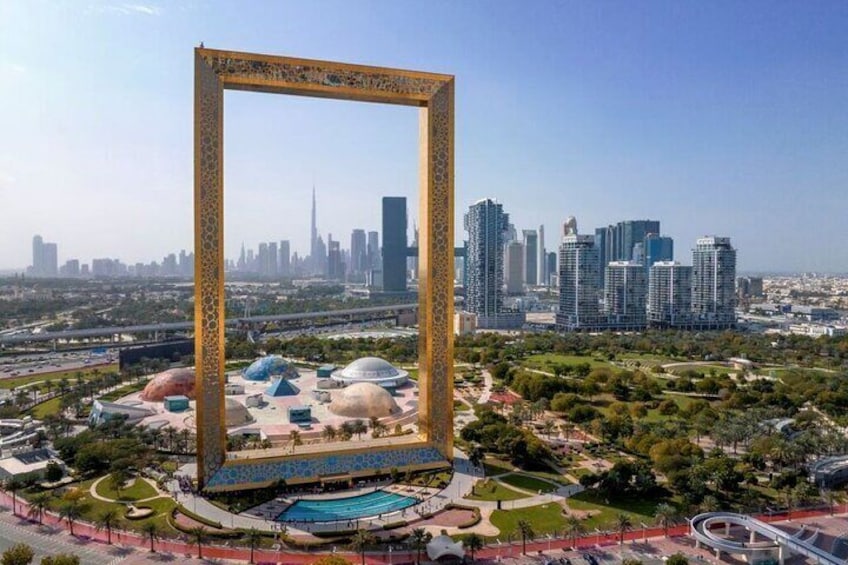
410;528;432;564
653;503;678;538
140;522;160;553
40;555;80;565
464;532;484;563
348;529;375;565
613;513;633;547
516;519;534;555
289;430;302;453
621;560;643;565
564;514;585;549
58;501;83;536
666;553;688;565
45;461;64;483
94;508;121;545
4;479;23;516
1;544;33;565
323;425;337;442
244;528;262;564
189;526;208;559
27;492;51;525
468;444;485;469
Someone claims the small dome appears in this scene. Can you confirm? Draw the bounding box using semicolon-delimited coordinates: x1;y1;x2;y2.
243;355;299;382
331;357;409;388
328;382;400;419
225;398;251;427
140;368;195;401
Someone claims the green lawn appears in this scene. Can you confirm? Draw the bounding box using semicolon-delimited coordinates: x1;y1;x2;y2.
0;364;119;390
95;475;159;502
490;502;566;538
566;490;662;530
499;473;558;493
29;397;63;419
97;381;147;402
483;458;514;477
523;354;612;372
465;479;529;502
41;478;178;535
665;363;730;375
454;400;471;412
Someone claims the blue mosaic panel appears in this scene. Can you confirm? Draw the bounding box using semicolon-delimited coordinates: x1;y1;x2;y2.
207;445;446;489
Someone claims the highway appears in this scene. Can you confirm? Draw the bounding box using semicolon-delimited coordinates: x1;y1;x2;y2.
0;303;417;345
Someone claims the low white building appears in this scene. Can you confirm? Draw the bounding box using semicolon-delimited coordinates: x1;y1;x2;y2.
0;449;65;483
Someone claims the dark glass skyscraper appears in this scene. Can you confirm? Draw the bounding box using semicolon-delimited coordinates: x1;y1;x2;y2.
382;196;407;292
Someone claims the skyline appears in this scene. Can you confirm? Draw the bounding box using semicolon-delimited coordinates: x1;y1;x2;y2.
1;2;846;272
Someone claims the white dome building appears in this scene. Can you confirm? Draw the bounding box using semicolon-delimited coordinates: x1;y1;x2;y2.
328;382;400;419
330;357;409;389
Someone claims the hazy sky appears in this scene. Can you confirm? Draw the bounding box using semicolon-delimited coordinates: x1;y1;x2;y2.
1;1;846;272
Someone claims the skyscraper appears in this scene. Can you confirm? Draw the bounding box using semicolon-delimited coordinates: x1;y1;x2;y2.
692;236;737;328
644;234;674;270
382;196;407;292
648;261;693;327
350;229;367;279
537;224;546;286
327;236;344;280
258;242;269;277
464;199;522;328
522;229;538;286
557;233;601;330
595;220;661;284
366;231;380;270
279;240;291;276
604;261;648;328
504;241;525;295
309;186;320;275
30;235;58;277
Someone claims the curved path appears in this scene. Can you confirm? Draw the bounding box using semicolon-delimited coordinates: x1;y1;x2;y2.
691;511;841;564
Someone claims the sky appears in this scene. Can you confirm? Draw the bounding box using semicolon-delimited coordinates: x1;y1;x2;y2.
0;1;846;273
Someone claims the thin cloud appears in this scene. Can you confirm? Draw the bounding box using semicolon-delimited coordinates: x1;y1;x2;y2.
102;3;161;16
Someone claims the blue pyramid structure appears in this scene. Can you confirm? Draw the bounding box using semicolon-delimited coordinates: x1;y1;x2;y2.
265;378;297;397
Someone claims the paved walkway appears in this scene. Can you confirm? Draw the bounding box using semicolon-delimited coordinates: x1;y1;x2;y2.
477;369;493;405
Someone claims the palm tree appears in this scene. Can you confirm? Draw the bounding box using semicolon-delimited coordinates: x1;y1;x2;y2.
289;430;302;453
564;515;585;549
653;503;678;538
349;529;375;565
4;478;23;516
244;527;262;564
59;502;83;536
27;492;51;525
323;424;337;442
189;526;208;559
468;444;485;470
410;528;432;564
352;420;367;440
542;419;555;439
465;532;484;563
613;513;633;547
140;522;160;553
95;508;121;544
516;519;534;555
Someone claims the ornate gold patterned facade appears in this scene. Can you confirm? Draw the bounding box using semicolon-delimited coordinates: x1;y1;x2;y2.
194;48;454;489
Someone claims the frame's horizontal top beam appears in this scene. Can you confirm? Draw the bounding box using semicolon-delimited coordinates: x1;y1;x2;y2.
198;47;453;106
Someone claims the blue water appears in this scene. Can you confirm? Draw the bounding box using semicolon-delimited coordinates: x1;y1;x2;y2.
277;490;418;522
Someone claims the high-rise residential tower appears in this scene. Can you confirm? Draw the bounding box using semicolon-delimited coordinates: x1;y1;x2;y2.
522;229;538;286
309;186;319;274
604;261;648;329
30;235;58;277
648;261;693;327
382;196;407;292
557;233;601;330
464;199;522;328
691;236;737;328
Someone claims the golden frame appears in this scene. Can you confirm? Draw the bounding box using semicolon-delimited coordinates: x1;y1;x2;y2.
194;47;454;489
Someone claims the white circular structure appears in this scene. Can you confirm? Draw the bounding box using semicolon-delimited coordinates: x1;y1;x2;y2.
328;382;400;419
330;357;409;389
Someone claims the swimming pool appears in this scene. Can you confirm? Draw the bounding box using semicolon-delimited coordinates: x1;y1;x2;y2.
277;490;418;523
